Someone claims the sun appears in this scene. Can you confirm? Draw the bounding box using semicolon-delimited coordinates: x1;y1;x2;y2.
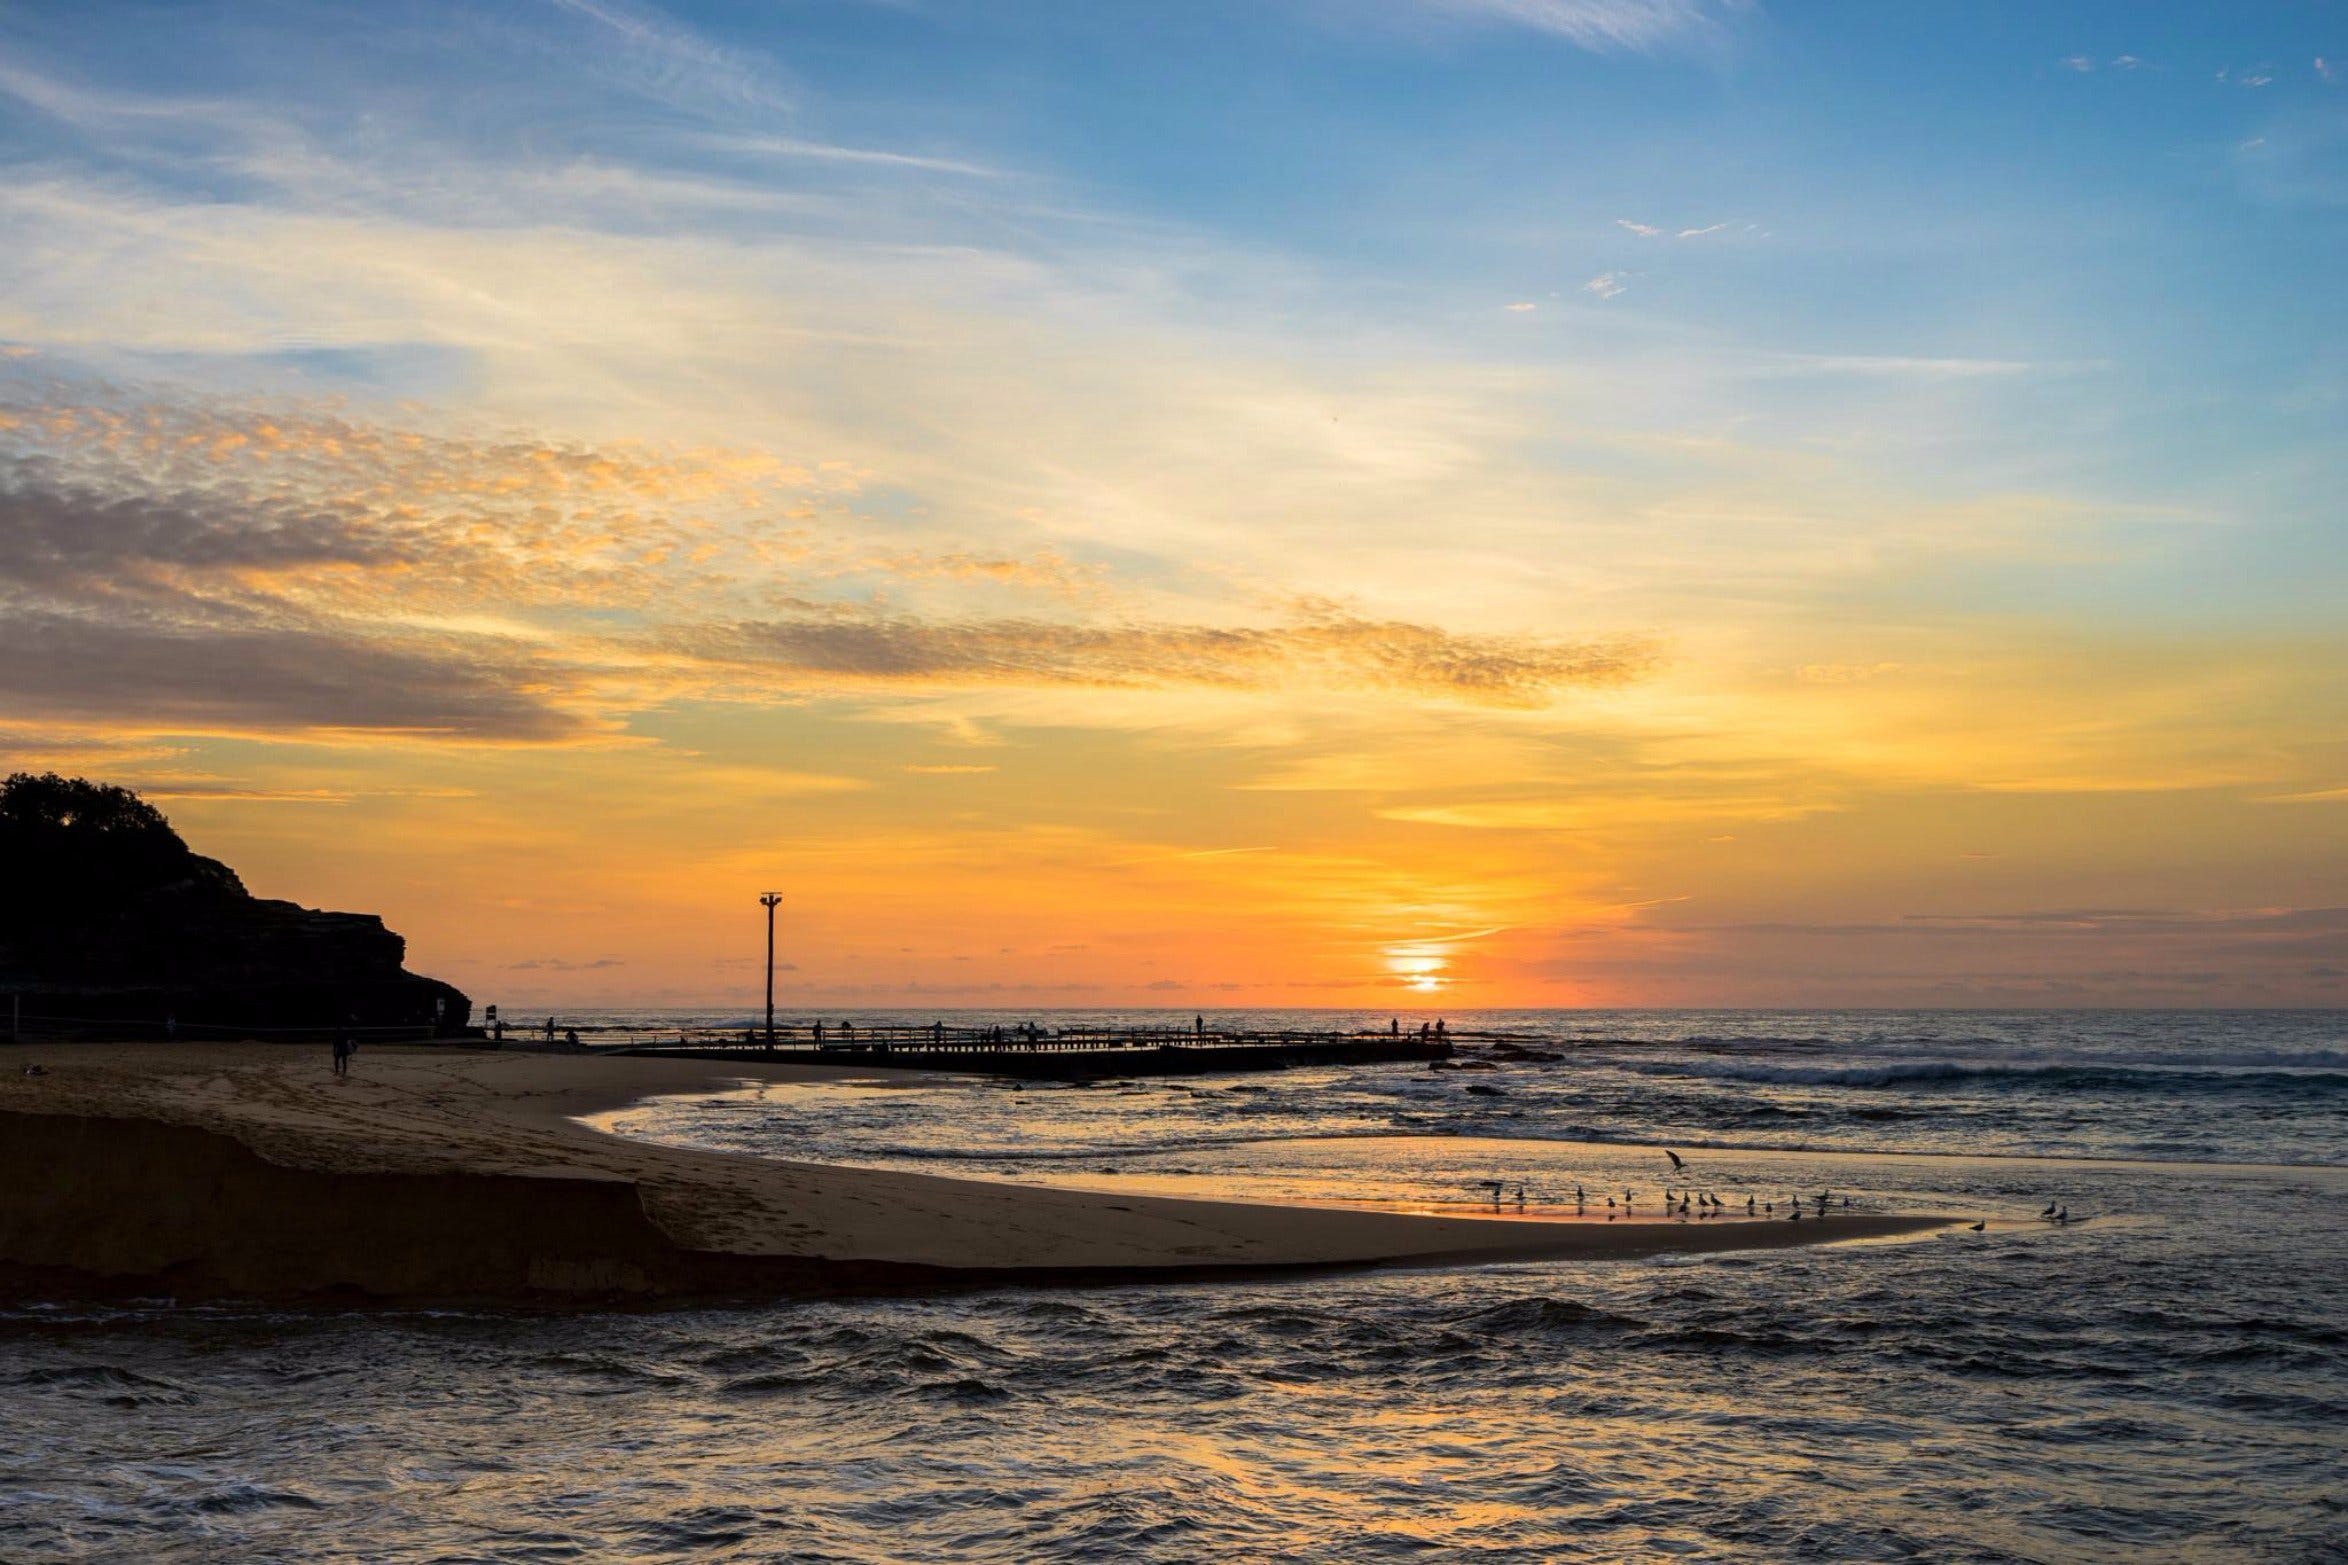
1384;947;1451;993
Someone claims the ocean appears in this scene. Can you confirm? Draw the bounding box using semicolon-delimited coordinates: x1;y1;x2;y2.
5;1009;2343;1561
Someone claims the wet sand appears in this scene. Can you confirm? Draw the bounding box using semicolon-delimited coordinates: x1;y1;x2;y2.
0;1042;1950;1303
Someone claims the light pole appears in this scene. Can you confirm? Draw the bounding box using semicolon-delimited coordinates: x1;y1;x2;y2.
759;892;782;1052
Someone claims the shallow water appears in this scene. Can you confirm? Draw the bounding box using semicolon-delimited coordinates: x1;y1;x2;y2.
5;1009;2344;1561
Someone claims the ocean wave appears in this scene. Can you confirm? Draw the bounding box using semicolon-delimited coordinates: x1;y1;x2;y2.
1630;1059;2348;1092
1563;1037;2348;1071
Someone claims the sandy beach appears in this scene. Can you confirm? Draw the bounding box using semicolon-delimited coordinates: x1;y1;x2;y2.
0;1041;1949;1304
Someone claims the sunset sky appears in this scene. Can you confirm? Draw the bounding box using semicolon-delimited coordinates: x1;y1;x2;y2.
3;0;2343;1010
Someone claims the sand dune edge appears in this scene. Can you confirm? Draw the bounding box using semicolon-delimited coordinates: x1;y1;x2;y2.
0;1044;1949;1305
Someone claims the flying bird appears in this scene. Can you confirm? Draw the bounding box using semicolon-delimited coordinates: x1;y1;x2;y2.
1664;1149;1686;1172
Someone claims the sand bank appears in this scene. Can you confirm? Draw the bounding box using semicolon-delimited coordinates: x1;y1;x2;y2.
0;1042;1949;1304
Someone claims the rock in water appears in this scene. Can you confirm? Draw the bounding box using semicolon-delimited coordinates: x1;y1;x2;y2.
0;774;469;1039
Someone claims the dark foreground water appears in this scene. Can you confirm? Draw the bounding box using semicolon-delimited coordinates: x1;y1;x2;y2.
5;1010;2344;1562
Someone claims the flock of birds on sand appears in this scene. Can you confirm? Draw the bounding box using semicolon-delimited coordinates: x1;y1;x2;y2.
1472;1147;2076;1233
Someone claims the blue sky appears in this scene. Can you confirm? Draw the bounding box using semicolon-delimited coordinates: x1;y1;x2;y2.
8;1;2338;536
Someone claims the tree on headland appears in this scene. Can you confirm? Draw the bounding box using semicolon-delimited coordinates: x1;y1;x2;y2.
0;774;244;950
0;775;468;1035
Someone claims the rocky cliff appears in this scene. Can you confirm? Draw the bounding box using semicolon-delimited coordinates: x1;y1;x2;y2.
0;774;469;1039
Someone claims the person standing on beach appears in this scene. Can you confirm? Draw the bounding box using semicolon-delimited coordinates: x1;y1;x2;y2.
330;1028;349;1077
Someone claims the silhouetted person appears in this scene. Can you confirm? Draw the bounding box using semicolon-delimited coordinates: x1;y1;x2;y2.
564;1028;579;1047
1390;1017;1399;1036
331;1029;350;1077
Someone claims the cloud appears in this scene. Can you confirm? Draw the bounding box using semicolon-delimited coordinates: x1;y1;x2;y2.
545;0;793;117
1761;353;2035;379
2110;55;2151;71
678;612;1658;706
1418;0;1745;54
505;956;628;971
697;133;1003;179
0;606;593;741
2319;57;2336;83
1584;270;1630;299
1707;906;2348;938
0;476;413;589
906;763;999;775
1622;218;1737;241
2256;784;2348;803
2061;55;2096;73
126;781;476;804
1504;300;1538;312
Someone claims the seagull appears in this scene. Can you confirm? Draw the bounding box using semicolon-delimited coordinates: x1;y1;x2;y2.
2056;1206;2071;1223
1479;1180;1506;1206
1606;1197;1617;1208
1969;1220;1987;1231
1746;1196;1757;1214
1664;1149;1687;1172
2041;1202;2058;1218
1513;1184;1528;1208
1575;1184;1586;1204
1790;1207;1803;1221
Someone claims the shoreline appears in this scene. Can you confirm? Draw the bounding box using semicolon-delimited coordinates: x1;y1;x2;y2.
0;1042;1953;1306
